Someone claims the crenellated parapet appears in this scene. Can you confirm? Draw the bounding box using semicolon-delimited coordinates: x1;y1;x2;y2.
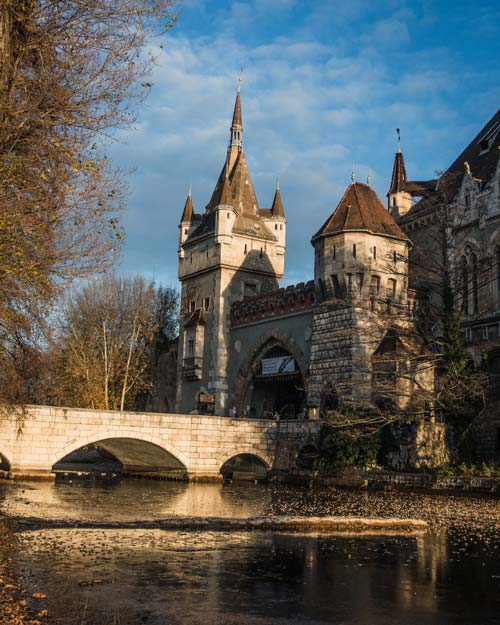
230;281;316;327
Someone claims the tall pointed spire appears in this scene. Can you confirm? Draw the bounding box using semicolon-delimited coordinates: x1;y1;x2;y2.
229;82;243;151
271;177;285;218
180;184;194;223
387;130;408;196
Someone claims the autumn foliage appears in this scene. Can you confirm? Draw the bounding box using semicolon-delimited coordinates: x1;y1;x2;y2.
0;0;176;405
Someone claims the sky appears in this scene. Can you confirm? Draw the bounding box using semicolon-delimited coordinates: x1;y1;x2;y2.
109;0;500;288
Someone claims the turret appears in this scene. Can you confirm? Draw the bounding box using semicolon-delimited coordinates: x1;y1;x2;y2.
312;181;410;306
179;185;195;252
214;166;237;245
261;178;286;254
387;129;412;218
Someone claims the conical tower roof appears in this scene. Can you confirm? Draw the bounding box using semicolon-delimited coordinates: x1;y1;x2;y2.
387;151;408;196
313;182;408;242
180;187;194;223
271;181;285;218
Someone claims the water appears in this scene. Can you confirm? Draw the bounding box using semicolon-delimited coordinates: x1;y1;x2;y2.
2;479;500;624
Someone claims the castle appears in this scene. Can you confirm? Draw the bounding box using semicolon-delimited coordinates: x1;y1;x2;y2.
174;87;431;420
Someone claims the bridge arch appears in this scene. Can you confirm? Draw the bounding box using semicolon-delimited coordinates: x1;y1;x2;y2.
220;452;270;481
52;430;189;474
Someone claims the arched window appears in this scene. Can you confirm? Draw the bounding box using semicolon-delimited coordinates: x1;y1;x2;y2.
471;253;479;314
460;255;468;316
496;246;500;307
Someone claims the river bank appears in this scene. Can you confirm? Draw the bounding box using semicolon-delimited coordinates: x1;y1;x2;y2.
0;519;48;625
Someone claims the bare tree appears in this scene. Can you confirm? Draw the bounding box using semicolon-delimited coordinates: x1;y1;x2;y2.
49;275;178;411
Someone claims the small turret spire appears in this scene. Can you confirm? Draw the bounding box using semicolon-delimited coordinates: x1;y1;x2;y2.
396;128;401;153
180;184;194;223
271;181;285;218
351;163;355;183
367;168;371;186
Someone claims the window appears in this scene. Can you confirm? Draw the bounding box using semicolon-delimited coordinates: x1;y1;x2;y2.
190;252;193;264
393;250;397;263
482;326;488;340
187;338;195;356
259;247;263;258
204;297;210;311
373;246;377;260
352;244;357;258
331;275;343;298
275;224;278;230
460;256;469;316
244;282;258;298
227;212;231;219
356;273;364;292
392;197;396;207
184;228;188;235
244;243;247;254
370;275;380;295
333;245;336;260
471;253;479;314
465;327;472;343
496;246;500;307
189;301;196;313
280;224;283;230
346;273;353;292
387;278;397;299
318;278;326;298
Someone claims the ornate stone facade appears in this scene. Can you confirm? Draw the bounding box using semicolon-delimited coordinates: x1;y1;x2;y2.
395;108;500;460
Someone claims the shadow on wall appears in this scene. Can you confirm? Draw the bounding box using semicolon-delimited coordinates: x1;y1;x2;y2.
0;452;10;470
52;437;187;478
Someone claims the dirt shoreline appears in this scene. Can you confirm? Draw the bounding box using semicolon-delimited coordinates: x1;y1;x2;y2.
0;518;48;625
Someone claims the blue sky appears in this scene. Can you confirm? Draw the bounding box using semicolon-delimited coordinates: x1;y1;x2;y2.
109;0;500;287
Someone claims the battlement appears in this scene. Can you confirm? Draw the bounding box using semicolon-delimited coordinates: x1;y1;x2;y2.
230;281;316;327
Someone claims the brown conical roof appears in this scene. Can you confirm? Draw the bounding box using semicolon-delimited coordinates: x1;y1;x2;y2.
180;188;193;223
229;150;259;215
387;151;408;196
313;182;408;241
271;183;285;218
219;166;232;205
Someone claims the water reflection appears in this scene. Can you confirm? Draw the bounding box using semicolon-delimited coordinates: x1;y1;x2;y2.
0;479;273;521
2;480;500;624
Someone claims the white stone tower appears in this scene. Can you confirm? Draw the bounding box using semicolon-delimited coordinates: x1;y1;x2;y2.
175;86;287;415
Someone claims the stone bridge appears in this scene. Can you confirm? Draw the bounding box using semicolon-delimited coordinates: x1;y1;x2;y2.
0;405;320;480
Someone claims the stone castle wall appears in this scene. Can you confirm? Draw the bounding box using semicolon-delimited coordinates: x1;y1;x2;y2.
230;280;316;327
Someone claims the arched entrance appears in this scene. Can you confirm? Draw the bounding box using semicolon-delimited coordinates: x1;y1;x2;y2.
244;344;306;419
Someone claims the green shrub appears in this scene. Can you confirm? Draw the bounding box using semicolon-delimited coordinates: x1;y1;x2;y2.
316;423;380;475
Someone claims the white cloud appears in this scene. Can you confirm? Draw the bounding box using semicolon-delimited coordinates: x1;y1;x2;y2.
106;1;499;288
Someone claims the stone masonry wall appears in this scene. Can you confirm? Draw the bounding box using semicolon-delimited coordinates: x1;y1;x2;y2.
0;405;283;480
